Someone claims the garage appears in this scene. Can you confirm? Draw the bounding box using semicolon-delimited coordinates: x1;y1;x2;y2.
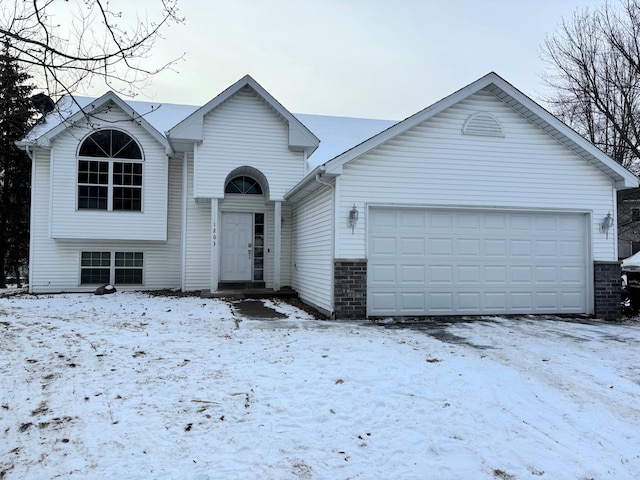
367;207;589;316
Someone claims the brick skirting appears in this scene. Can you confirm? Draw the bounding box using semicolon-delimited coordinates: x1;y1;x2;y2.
334;260;367;319
594;261;621;319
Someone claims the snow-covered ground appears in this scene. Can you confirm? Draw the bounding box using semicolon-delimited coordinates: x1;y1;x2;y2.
1;292;639;480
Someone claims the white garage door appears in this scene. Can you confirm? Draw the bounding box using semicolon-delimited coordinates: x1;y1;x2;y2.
368;208;588;316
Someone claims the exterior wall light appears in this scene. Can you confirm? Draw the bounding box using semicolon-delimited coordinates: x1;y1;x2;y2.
600;212;614;238
348;205;359;233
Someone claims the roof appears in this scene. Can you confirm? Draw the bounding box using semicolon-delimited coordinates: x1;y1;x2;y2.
167;74;320;154
295;114;396;167
18;85;393;167
17;92;181;155
285;72;639;202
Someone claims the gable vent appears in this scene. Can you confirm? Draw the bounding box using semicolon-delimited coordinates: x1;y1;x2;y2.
462;112;504;137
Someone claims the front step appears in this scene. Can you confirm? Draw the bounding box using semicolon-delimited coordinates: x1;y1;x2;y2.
201;286;298;299
217;281;266;289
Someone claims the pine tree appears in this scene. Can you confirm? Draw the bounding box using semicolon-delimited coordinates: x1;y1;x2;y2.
0;45;35;288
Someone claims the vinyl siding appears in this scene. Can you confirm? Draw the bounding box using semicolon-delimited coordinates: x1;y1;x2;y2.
291;184;333;314
184;154;211;291
29;156;183;293
49;108;169;241
194;88;304;200
335;88;613;261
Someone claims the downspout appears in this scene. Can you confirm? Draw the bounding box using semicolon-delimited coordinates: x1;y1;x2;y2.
25;146;35;294
181;152;188;291
315;168;336;317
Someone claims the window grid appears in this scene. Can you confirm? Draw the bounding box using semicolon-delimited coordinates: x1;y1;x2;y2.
80;251;143;285
78;130;143;211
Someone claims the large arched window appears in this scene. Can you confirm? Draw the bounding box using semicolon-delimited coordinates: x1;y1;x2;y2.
77;129;143;211
225;175;263;195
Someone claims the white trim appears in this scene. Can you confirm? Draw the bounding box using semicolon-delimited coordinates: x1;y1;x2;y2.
210;198;219;292
274;201;281;291
27;147;36;294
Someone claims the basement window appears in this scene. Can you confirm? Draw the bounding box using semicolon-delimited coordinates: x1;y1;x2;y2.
81;251;144;285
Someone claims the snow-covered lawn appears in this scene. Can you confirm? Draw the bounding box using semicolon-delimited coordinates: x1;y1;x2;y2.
1;292;639;480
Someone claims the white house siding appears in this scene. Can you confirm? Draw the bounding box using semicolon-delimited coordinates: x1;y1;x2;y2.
184;155;211;291
335;88;614;261
49;108;169;241
219;195;292;288
291;184;334;314
194;87;305;200
29;156;183;293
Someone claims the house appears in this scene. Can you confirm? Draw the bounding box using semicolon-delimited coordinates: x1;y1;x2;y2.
17;72;638;319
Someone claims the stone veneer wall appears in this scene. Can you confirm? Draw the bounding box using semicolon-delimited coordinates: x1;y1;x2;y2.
333;260;367;320
594;261;621;319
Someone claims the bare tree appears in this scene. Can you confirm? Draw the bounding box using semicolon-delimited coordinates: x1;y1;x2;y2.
541;0;640;172
0;0;184;100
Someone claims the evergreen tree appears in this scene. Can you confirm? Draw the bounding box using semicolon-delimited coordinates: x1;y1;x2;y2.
0;45;35;287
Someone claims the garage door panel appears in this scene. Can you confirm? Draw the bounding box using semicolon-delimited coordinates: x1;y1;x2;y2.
458;265;481;284
458;293;481;310
485;239;507;257
400;237;425;256
486;266;507;284
430;238;453;256
429;265;453;284
368;208;588;316
429;292;454;311
369;264;396;285
458;238;481;256
400;265;425;284
511;266;533;283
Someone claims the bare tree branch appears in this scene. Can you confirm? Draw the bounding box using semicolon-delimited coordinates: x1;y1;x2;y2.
541;0;640;172
0;0;185;102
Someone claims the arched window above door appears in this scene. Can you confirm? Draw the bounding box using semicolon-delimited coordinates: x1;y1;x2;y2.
225;175;263;195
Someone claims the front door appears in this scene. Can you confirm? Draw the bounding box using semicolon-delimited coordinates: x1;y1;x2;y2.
220;212;253;281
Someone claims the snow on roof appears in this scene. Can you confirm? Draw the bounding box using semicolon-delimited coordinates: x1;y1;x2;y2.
295;114;397;167
21;94;396;166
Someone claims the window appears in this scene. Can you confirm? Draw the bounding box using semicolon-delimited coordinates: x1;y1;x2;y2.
225;176;262;194
81;252;110;284
632;208;640;222
78;130;143;211
81;251;143;285
115;252;144;284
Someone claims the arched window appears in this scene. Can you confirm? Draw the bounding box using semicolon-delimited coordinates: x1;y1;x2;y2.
225;176;263;195
77;129;143;211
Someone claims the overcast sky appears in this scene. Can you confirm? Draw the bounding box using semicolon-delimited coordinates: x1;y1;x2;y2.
92;0;606;120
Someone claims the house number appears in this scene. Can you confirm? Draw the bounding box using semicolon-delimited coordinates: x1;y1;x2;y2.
212;223;217;246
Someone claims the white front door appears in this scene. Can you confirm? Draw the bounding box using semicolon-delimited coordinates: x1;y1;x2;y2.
221;212;253;281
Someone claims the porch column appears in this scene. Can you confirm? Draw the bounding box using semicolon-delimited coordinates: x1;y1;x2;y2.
274;200;281;291
210;198;219;293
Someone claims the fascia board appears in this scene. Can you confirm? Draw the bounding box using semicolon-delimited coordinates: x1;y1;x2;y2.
487;77;638;188
37;92;172;154
284;166;339;202
322;75;495;174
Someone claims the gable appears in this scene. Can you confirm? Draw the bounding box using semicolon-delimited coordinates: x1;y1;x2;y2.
193;87;307;200
320;73;637;190
167;75;319;155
